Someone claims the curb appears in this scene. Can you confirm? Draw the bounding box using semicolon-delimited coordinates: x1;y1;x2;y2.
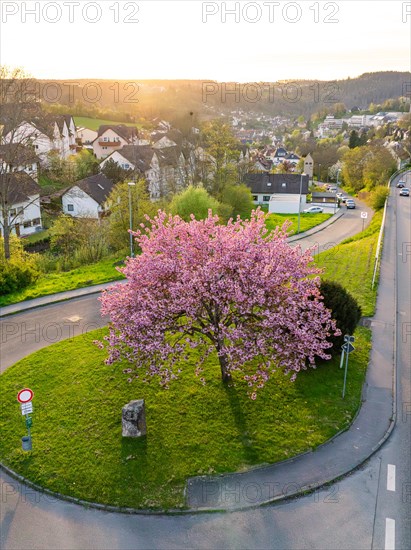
287;209;345;242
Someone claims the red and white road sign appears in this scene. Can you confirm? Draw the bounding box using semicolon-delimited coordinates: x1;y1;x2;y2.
17;388;34;403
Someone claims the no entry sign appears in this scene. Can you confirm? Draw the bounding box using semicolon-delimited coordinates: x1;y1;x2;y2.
17;388;34;404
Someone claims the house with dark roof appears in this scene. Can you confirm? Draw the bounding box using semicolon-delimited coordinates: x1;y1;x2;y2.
93;125;139;159
99;145;161;199
0;144;40;182
0;172;42;237
2;113;78;165
61;173;115;218
245;173;309;213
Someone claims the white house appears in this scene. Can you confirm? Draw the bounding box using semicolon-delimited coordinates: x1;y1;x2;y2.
0;144;40;182
76;127;98;145
0;172;42;237
245;173;309;212
2;114;78;166
62;173;115;219
99;145;161;200
93;125;139;159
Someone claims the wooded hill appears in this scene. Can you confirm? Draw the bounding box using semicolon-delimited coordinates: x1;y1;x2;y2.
31;71;410;123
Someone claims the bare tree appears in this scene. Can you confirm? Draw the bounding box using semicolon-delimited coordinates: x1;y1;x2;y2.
0;67;44;259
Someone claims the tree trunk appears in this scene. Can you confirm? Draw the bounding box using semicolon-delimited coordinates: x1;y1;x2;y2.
218;352;232;383
2;209;11;260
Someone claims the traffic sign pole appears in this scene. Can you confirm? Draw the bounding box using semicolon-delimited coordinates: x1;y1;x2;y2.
17;388;34;451
342;346;350;398
340;349;345;369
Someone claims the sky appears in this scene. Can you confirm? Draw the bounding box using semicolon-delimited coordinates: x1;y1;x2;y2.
0;0;410;82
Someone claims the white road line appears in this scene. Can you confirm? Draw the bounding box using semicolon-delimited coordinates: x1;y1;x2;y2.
387;464;396;492
385;518;395;550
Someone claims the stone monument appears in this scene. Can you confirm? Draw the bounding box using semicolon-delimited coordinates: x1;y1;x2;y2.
122;399;147;437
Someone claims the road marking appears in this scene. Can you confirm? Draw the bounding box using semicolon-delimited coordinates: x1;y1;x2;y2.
385;518;395;550
387;464;396;492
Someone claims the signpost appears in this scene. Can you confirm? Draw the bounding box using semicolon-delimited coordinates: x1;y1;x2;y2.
361;211;368;232
341;336;355;398
17;388;34;451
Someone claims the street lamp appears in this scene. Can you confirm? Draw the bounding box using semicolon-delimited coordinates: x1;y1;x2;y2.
335;169;341;213
318;163;321;183
127;182;136;257
297;172;306;234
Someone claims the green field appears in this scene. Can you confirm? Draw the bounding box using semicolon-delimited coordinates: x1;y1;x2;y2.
0;326;370;509
74;117;141;131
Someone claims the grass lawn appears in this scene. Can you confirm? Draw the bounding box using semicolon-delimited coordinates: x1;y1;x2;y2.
0;326;370;510
265;212;332;234
315;211;382;317
74;117;141;132
0;258;125;307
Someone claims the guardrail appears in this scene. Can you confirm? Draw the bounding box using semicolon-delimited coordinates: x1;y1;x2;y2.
371;169;408;289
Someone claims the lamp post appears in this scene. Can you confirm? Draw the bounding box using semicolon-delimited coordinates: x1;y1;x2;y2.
128;182;136;257
318;163;321;183
336;168;341;187
297;172;306;234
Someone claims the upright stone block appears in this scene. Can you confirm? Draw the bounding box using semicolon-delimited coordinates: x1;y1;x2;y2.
122;399;146;437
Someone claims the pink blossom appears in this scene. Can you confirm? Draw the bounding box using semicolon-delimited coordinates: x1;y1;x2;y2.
99;209;338;398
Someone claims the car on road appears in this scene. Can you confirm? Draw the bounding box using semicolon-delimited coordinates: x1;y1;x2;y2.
399;187;409;196
328;187;337;193
396;180;406;188
303;206;324;213
336;192;344;199
346;199;356;209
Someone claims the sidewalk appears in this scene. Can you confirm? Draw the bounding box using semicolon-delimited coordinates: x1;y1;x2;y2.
186;204;395;511
0;211;345;318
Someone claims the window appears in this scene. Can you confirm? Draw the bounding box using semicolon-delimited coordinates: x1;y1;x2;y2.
9;208;16;216
23;221;32;228
252;195;257;201
124;164;130;169
67;204;74;212
263;196;270;202
17;207;24;215
103;137;108;142
32;218;41;225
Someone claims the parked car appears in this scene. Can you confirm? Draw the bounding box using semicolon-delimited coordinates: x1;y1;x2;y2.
346;199;356;209
396;180;406;188
328;187;337;193
303;206;324;213
336;192;344;199
399;187;409;196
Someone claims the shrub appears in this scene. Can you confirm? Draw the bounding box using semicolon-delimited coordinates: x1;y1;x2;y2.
370;186;389;210
320;280;362;355
0;236;40;294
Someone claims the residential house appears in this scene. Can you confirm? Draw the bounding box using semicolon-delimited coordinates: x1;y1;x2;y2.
0;144;40;182
93;125;139;159
270;147;288;165
77;127;98;145
245;173;309;213
61;173;115;218
99;145;161;200
0;172;42;237
304;154;314;181
2;113;78;166
284;152;300;166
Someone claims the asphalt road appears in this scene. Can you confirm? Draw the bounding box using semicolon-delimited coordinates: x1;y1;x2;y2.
0;180;409;549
